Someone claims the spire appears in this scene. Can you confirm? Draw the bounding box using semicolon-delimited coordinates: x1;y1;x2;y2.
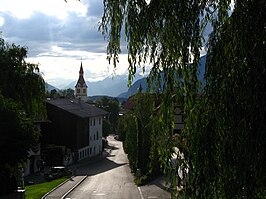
75;61;88;101
79;61;84;76
75;61;87;88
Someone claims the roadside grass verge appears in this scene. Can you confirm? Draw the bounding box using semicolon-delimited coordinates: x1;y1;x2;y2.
25;177;68;199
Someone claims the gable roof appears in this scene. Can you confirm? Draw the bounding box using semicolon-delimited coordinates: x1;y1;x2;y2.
75;75;87;88
46;98;108;118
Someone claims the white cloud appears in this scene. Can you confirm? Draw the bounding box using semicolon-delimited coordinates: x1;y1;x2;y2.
0;0;125;86
0;0;87;19
27;49;130;87
0;16;4;26
0;0;146;88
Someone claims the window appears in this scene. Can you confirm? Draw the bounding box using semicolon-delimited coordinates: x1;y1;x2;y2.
83;88;86;93
96;131;99;140
93;118;95;126
77;88;80;93
94;134;95;140
99;117;101;125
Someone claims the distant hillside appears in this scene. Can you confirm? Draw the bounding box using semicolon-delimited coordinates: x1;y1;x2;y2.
118;78;148;98
118;55;206;98
64;73;145;97
198;54;206;84
45;82;58;92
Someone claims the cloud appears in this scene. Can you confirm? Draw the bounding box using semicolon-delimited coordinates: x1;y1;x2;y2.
0;0;119;86
0;0;87;19
1;12;62;55
0;16;4;26
0;10;107;55
0;0;144;86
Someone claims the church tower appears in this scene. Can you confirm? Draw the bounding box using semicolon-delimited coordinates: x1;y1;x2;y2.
75;62;88;101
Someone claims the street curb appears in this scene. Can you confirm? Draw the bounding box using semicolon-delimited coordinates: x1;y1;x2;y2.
41;177;72;199
41;147;112;199
61;175;88;199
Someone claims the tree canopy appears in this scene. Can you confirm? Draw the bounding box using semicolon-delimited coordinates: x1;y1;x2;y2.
100;0;266;198
118;93;161;183
0;37;46;119
95;96;120;133
0;94;39;167
0;37;46;168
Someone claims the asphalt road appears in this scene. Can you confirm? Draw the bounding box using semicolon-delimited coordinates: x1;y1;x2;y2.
64;136;142;199
44;135;170;199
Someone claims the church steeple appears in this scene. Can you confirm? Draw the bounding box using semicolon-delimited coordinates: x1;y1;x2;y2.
75;61;88;101
79;62;84;76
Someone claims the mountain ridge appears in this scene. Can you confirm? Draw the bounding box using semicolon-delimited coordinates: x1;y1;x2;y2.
117;55;206;98
50;73;146;97
46;55;206;98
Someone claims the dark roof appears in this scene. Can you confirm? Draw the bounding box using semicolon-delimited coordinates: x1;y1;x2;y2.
75;75;87;88
46;98;108;118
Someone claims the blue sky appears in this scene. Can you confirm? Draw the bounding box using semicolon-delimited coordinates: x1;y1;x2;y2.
0;0;132;88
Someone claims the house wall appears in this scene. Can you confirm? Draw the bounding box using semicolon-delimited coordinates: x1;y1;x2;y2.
73;116;104;161
76;118;90;149
43;102;105;162
89;116;103;157
43;104;77;149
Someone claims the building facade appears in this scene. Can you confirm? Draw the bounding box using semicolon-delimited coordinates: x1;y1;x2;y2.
42;98;107;165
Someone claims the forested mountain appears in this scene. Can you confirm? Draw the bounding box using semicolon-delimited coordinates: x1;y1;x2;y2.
118;55;206;98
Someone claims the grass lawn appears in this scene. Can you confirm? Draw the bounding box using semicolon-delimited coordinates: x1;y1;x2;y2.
25;177;68;199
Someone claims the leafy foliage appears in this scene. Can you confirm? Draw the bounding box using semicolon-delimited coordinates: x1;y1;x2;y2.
183;1;266;198
0;94;39;167
0;37;46;119
95;96;120;133
120;113;138;172
118;93;161;180
102;119;112;137
60;88;75;98
0;37;45;168
46;88;74;99
101;0;266;198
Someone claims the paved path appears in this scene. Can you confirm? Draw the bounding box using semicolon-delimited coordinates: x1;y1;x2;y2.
44;135;170;199
64;136;141;199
